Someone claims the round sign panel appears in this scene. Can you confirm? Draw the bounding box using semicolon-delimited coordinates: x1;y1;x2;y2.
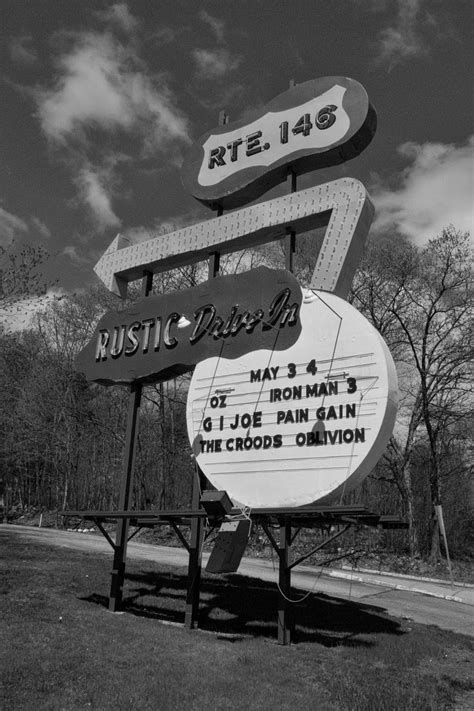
186;289;398;508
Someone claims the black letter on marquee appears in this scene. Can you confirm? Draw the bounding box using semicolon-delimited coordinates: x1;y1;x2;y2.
208;146;226;169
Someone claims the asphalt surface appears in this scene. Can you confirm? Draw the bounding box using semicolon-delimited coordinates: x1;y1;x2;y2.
2;524;473;638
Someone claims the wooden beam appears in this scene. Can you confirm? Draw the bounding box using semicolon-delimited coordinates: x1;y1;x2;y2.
108;271;153;612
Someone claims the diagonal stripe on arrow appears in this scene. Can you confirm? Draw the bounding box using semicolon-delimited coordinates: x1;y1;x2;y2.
94;177;373;299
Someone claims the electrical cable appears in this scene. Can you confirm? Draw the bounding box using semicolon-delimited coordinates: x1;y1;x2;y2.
276;565;325;604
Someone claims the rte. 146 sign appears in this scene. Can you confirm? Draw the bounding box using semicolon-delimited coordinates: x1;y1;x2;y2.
181;76;376;210
186;287;398;508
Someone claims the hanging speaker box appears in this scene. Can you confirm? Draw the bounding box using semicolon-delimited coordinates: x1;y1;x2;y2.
206;520;251;574
200;490;233;518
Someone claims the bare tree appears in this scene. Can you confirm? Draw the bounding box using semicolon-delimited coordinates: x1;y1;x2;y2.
352;227;473;558
0;242;54;314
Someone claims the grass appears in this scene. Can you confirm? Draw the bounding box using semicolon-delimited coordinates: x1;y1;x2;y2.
1;529;473;711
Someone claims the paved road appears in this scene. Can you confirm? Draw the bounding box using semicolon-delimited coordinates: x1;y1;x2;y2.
2;524;473;637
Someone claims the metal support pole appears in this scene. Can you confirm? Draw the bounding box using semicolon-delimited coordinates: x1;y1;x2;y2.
108;271;153;612
184;466;205;628
208;251;221;278
285;170;297;273
184;247;220;628
285;230;296;272
278;521;292;645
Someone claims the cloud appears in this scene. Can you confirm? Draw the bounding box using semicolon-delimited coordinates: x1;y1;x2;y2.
372;136;474;245
30;217;51;239
150;26;190;46
0;209;51;246
0;207;28;246
76;167;121;230
199;10;225;43
34;27;191;231
9;34;38;65
372;0;432;69
37;32;190;148
192;48;241;79
38;34;130;140
62;245;89;265
122;211;201;245
98;3;139;33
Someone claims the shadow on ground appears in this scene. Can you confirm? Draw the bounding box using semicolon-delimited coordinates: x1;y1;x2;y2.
82;568;404;646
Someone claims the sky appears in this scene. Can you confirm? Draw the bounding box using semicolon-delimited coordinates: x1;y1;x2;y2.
1;0;472;310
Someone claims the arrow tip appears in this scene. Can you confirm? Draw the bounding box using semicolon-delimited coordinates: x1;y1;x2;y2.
94;233;129;297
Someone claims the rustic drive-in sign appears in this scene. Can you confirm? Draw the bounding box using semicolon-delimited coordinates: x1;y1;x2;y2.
75;75;398;508
181;76;376;209
76;268;302;385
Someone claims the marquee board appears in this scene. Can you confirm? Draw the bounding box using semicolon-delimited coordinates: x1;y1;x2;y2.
186;288;398;508
76;266;398;508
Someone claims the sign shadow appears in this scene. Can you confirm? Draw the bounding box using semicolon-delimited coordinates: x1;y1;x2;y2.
81;567;405;648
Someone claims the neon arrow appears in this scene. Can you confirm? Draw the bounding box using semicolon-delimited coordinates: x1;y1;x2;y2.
94;177;373;298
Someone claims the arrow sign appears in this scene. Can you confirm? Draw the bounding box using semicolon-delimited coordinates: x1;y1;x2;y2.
95;177;373;298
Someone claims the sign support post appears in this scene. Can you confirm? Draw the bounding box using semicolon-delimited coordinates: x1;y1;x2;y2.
285;169;297;273
109;270;153;612
278;522;293;645
185;142;224;628
281;164;295;644
184;250;221;628
281;160;295;643
184;466;205;628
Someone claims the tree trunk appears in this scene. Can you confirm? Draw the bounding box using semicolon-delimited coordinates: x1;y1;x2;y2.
429;455;442;562
402;463;418;556
430;515;441;562
406;493;418;556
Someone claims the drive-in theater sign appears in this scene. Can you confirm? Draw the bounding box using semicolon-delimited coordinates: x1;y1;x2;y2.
79;75;396;508
73;76;399;643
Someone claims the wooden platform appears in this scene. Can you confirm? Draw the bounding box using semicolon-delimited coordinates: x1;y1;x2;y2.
63;504;407;530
